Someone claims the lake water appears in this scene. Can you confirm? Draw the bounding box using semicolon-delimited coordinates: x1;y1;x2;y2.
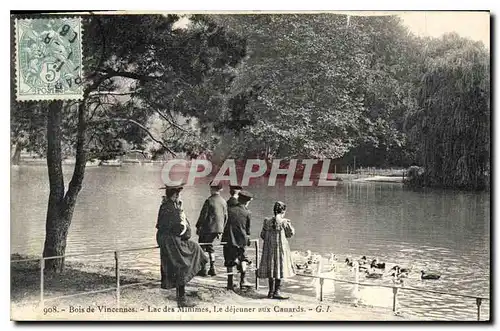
11;164;490;320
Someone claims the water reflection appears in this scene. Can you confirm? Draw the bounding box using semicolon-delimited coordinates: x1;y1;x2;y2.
11;164;490;320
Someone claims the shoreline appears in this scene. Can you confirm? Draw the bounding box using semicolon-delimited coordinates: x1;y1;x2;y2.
11;162;405;184
11;254;420;321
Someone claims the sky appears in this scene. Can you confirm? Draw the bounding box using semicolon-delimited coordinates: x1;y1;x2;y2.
398;11;490;48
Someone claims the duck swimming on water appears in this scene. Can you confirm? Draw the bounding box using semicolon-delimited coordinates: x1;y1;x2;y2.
310;253;322;264
346;258;369;272
326;253;336;272
420;270;441;280
293;250;312;268
370;258;386;269
390;265;412;274
346;256;368;266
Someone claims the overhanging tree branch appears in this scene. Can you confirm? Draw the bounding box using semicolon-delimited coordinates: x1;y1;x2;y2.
140;98;197;134
102;69;162;82
89;117;176;156
89;91;137;96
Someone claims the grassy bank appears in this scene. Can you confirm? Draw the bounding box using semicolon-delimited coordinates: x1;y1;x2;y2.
11;254;419;321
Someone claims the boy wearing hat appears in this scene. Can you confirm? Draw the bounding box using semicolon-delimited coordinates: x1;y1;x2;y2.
222;190;254;290
196;181;228;276
227;185;242;207
156;184;208;307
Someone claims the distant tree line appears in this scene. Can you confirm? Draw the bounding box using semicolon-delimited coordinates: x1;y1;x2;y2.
208;14;490;191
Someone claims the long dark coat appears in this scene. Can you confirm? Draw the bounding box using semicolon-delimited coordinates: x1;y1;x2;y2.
227;196;239;207
156;199;208;289
196;194;228;234
221;203;251;248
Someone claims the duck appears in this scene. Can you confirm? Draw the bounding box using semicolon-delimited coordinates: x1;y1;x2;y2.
346;256;367;265
303;265;314;274
346;258;370;271
326;253;336;272
310;253;322;264
326;263;336;273
390;265;412;274
295;263;307;270
359;256;368;265
370;258;386;269
328;253;337;263
421;270;441;280
292;250;312;266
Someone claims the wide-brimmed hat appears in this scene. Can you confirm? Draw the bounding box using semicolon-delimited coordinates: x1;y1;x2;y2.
210;180;223;190
158;183;185;191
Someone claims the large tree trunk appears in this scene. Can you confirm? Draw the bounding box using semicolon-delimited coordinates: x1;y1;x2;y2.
43;100;87;272
43;101;67;272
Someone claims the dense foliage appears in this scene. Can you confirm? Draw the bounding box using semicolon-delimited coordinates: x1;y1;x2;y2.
407;34;490;190
12;14;490;192
208;15;490;190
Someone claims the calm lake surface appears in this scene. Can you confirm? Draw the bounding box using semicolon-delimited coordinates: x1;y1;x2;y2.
11;164;490;320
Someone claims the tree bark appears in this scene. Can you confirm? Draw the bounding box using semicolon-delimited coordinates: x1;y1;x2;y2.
43;100;87;272
43;101;67;272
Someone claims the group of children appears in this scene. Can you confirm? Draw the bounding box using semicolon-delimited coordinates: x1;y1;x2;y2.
195;182;296;300
155;181;296;308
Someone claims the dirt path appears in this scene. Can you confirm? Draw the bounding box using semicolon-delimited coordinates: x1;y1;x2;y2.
11;255;422;321
12;280;420;321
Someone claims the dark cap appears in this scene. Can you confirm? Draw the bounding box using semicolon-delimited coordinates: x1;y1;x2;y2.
210;180;223;190
229;185;243;190
238;190;254;202
159;183;185;191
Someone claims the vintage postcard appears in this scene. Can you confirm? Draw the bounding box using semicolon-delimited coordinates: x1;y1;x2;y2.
10;10;490;321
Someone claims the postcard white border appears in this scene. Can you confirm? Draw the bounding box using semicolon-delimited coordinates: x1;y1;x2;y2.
2;1;497;330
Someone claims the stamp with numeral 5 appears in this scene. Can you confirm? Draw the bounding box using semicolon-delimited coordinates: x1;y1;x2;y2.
15;18;84;101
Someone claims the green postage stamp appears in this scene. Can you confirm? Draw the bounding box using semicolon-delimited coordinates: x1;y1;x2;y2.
15;18;84;101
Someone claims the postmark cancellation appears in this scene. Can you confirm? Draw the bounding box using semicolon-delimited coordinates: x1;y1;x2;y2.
15;18;84;101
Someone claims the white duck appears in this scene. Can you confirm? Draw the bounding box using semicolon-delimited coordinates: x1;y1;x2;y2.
309;253;322;264
326;253;337;272
292;250;312;270
365;266;384;279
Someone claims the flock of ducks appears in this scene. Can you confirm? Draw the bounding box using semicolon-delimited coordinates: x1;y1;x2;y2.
291;250;442;282
344;255;441;281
